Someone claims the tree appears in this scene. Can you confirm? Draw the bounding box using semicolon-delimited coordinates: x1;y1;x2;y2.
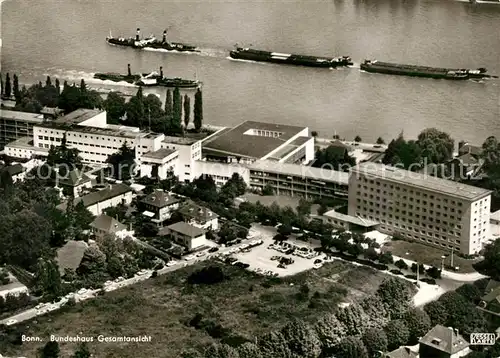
125;87;145;127
221;173;247;200
107;142;136;180
311;131;318;137
383;132;422;170
4;73;11;98
337;336;369;358
165;89;173;119
456;283;482;303
376;137;385;145
237;342;262;358
0;73;3;96
261;184;274;196
13;74;20;102
475;240;500;279
416;128;454;164
194;88;203;131
384;319;410;350
336;303;370;336
183;94;191;128
296;198;312;217
314;313;346;352
362;328;388;356
172;87;182;130
181;348;203;358
103;91;126;124
361;294;390;328
257;331;292;357
72;342;91;358
193;175;218;203
55;78;61;96
364;247;379;262
313;145;356;171
437;291;487;336
41;341;60;358
280;319;321;358
424;300;449;325
354;135;362;142
378;251;394;265
77;245;108;283
404;308;431;343
395;259;409;270
426;266;442;279
376;278;414;319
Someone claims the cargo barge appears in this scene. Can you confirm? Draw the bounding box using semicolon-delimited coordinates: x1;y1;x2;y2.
106;28;199;53
360;60;496;80
93;65;200;88
229;47;353;68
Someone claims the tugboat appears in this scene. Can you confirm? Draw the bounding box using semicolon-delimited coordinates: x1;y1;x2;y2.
106;28;199;52
93;65;200;88
229;47;353;68
360;60;497;80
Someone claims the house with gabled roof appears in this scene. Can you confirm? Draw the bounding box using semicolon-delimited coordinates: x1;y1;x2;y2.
178;202;219;231
385;346;419;358
479;279;500;313
90;214;127;237
418;325;470;358
56;168;92;197
139;190;181;225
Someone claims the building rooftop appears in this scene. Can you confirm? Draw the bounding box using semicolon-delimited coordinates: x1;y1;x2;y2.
0;109;44;123
249;160;349;185
351;163;491;201
90;214;127;234
57;183;131;211
140;190;181;208
163;135;201;146
53;108;103;125
459;143;482;157
142;148;177;160
323;210;379;227
419;325;469;354
167;221;205;238
57;169;91;187
267;136;312;161
5;136;45;151
37;120;140;139
1;164;25;177
384;347;418;358
203;120;308;159
56;240;87;275
178;202;219;223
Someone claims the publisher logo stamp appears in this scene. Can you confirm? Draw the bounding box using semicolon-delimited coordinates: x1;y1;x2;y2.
470;333;496;346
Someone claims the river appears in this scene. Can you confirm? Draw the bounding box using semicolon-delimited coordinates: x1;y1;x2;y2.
1;0;499;145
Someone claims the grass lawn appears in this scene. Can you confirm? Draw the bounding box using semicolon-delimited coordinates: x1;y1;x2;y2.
2;260;395;358
383;240;482;273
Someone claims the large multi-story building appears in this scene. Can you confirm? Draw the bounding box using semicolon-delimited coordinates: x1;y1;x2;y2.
348;163;491;255
0;109;44;150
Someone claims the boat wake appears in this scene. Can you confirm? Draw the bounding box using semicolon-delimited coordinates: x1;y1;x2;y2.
454;0;500;4
139;46;226;58
42;69;138;88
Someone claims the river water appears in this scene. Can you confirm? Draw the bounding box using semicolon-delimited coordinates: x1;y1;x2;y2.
1;0;499;144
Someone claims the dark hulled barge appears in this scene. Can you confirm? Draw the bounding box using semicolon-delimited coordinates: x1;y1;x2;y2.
93;65;200;88
106;28;199;53
229;47;353;68
360;60;496;80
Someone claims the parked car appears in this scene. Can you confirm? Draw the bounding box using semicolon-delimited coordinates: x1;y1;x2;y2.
208;247;219;253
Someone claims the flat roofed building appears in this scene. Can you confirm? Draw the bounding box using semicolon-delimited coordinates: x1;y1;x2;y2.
140;148;179;180
248;160;349;200
322;209;379;232
32;109;166;165
0;109;44;150
4;136;49;159
348;163;492;255
202;121;314;165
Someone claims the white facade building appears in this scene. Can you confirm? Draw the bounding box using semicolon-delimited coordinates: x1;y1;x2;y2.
348;163;491;255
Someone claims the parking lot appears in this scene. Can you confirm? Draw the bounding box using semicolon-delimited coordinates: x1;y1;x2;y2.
233;236;324;277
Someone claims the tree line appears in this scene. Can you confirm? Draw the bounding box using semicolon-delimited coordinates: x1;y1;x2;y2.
104;86;203;135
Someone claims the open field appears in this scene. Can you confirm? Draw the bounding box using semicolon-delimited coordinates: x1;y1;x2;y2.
1;260;396;358
383;240;482;273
